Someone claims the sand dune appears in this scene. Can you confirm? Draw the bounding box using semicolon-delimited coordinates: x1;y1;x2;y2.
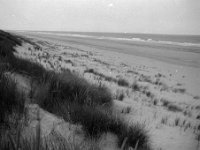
12;31;200;150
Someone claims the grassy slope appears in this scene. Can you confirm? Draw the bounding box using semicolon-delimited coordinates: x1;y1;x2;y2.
0;30;151;150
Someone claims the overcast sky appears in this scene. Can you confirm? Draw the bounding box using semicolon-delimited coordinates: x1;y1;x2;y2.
0;0;200;34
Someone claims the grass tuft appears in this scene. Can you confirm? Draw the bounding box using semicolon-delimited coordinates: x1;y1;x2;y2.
117;78;129;87
131;81;140;91
0;69;25;126
167;104;182;112
68;104;150;149
35;70;112;109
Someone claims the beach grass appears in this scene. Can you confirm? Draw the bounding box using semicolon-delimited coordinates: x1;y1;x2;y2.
0;30;151;150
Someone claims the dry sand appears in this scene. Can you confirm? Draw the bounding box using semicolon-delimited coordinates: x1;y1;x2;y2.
13;31;200;150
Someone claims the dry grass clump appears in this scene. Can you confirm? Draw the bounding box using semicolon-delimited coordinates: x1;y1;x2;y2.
0;68;25;127
33;71;150;149
174;118;180;126
0;30;21;47
117;78;129;87
115;90;125;101
144;90;154;99
33;70;150;149
33;72;151;147
0;61;26;150
66;104;150;149
0;119;100;150
12;56;46;78
85;69;130;87
167;104;182;112
0;30;46;80
139;74;152;83
118;123;150;150
193;96;200;100
172;88;186;93
8;56;47;81
161;116;168;124
84;68;116;82
161;98;182;112
131;81;140;91
0;31;24;133
153;99;158;106
118;93;125;101
161;98;170;107
35;70;112;109
121;106;131;114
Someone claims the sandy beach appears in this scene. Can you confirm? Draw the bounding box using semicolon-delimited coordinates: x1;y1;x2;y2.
1;0;200;149
11;31;200;150
19;32;200;68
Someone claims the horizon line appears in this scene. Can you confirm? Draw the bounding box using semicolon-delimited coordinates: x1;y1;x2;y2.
4;29;200;36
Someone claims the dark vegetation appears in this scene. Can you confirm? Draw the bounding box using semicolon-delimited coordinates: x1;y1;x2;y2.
172;88;186;93
56;103;149;149
174;118;180;126
0;68;25;127
85;68;117;82
0;30;150;150
35;70;112;109
131;81;140;91
194;95;200;100
84;68;129;87
116;91;125;101
153;99;158;106
34;72;150;149
161;98;170;107
161;98;182;112
0;30;25;126
167;104;182;112
117;78;129;87
121;107;132;114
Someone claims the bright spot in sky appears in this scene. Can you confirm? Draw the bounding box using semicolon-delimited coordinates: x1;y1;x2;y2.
108;3;113;7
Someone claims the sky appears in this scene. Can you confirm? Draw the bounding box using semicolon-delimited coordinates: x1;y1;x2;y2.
0;0;200;35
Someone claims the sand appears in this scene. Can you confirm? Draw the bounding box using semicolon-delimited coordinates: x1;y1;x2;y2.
13;31;200;150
